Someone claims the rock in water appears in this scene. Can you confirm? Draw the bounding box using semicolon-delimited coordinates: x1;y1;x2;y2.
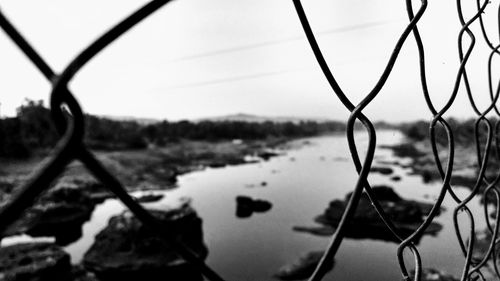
370;166;394;175
236;196;272;218
274;251;333;280
26;203;92;246
258;151;280;161
0;242;72;281
29;186;95;245
391;175;402;182
296;186;443;243
345;185;402;202
253;199;272;212
236;196;254;218
83;205;206;281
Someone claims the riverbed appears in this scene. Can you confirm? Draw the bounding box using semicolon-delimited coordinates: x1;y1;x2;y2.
58;130;488;280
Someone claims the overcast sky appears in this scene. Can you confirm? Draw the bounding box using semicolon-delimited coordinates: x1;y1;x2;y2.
1;0;499;121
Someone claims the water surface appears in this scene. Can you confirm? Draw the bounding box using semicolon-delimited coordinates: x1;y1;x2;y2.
64;130;486;281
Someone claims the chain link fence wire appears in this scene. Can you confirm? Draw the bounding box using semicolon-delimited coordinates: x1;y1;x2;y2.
2;0;500;280
0;1;225;280
294;0;500;280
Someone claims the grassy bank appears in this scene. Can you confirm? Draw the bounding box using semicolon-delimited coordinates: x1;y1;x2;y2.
0;137;290;202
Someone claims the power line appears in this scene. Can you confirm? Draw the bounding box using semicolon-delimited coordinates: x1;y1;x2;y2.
166;19;399;63
158;20;399;91
162;55;383;91
165;68;305;90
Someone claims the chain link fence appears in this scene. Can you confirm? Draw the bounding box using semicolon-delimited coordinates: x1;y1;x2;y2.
1;0;500;280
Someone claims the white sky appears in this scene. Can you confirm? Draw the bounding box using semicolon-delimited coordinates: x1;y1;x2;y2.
1;0;499;121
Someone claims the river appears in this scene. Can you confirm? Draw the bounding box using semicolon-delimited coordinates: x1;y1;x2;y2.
59;130;488;280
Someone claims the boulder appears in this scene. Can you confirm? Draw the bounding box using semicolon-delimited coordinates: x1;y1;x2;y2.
0;242;72;281
26;203;92;246
3;186;95;246
83;204;206;281
345;185;402;202
207;162;226;168
391;176;402;182
253;199;272;212
31;186;94;245
236;196;272;218
297;186;443;243
274;251;333;280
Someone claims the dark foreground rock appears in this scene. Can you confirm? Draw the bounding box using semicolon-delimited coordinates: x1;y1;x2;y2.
3;186;95;246
0;242;72;281
72;265;99;281
26;203;92;246
410;268;459;281
236;196;272;218
294;186;443;243
274;251;333;280
83;204;206;281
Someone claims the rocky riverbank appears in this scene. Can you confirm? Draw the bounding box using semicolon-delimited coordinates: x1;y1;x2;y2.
0;138;287;195
0;138;290;280
0;138;287;227
0;200;208;281
380;140;489;189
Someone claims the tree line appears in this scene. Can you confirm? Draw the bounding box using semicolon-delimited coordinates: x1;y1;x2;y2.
399;118;490;146
0;100;347;158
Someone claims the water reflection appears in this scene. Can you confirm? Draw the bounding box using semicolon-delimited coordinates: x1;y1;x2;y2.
53;132;487;280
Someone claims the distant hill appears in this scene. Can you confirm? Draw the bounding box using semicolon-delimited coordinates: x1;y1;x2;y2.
196;113;334;124
98;115;160;125
99;113;394;130
98;113;333;124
